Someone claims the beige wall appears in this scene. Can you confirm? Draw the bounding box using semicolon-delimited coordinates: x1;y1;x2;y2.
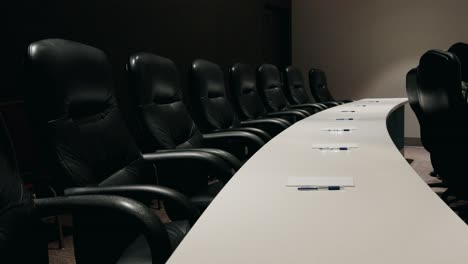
292;0;468;138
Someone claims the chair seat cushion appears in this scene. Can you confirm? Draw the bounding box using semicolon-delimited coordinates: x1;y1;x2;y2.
117;220;191;264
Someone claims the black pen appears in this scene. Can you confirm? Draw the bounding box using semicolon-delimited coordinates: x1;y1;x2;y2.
297;186;341;191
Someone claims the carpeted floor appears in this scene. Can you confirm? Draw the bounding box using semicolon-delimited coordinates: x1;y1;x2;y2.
47;146;457;263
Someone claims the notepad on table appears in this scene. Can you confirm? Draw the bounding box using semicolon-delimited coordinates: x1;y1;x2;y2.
286;176;354;188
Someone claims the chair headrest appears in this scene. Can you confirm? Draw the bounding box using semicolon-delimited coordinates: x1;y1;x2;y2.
308;68;326;84
417;49;463;115
191;59;226;98
128;53;182;105
257;64;281;89
26;39;114;121
230;63;256;95
285;66;304;86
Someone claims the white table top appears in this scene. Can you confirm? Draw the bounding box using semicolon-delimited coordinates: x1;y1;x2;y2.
168;98;468;264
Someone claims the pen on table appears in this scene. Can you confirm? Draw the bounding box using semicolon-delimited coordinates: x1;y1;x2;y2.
336;118;354;121
318;147;351;151
325;129;351;132
297;186;341;191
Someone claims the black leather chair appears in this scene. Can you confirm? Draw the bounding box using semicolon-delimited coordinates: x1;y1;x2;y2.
283;66;330;110
406;68;443;183
230;63;312;128
417;49;468;199
23;39;226;221
449;42;468;99
257;64;320;117
309;68;352;105
449;43;468;79
0;113;192;264
127;53;242;170
189;59;269;149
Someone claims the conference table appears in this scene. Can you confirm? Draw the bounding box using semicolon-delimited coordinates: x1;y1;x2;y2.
168;98;468;263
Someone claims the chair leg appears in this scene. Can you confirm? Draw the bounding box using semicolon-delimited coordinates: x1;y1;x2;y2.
48;186;64;249
55;215;64;249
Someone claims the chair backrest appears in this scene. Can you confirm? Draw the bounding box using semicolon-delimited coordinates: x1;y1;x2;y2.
24;39;155;190
406;68;423;121
257;64;290;112
0;114;48;263
448;42;468;83
417;50;464;116
229;63;268;120
406;67;433;150
127;53;203;152
189;59;237;132
284;66;311;104
308;68;334;102
417;49;468;188
24;39;160;263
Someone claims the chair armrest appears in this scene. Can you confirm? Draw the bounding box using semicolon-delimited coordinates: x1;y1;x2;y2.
202;131;264;158
240;118;290;137
227;127;272;142
157;148;242;171
321;101;341;107
266;109;308;120
64;185;200;225
142;150;233;183
34;195;171;264
288;104;323;114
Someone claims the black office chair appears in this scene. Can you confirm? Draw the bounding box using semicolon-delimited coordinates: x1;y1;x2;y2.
406;68;443;183
189;59;269;150
229;63;307;125
127;53;242;170
23;39;226;223
308;68;352;105
0;113;188;264
229;63;292;135
257;64;318;118
448;42;468;83
283;66;330;110
417;49;468;199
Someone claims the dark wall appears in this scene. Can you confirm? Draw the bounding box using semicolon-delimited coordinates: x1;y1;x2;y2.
3;0;291;102
2;0;291;178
